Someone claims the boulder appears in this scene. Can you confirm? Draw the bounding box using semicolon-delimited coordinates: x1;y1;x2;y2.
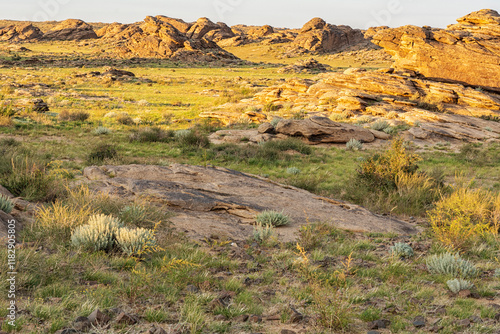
372;9;500;89
186;17;220;39
96;22;130;38
43;19;97;40
82;164;420;241
248;25;274;37
278;58;331;74
293;18;367;52
275;116;376;144
0;23;43;42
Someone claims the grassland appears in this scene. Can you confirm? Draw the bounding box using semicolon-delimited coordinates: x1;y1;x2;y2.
0;39;500;334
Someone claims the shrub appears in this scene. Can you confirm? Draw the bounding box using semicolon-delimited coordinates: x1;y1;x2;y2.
93;126;111;135
447;279;474;294
117;115;134;125
175;130;210;150
428;186;498;250
87;143;118;164
356;115;372;124
286;167;301;175
260;138;312;155
58;110;90;122
0;194;14;214
371;120;390;131
129;127;174;143
119;204;147;224
426;252;476;278
390;242;414;258
116;227;158;256
346;139;363;151
255;210;290;227
71;214;123;252
252;222;275;243
270;117;283;127
263;102;281;112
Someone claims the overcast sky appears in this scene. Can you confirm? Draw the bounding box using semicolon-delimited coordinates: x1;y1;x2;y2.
5;0;499;29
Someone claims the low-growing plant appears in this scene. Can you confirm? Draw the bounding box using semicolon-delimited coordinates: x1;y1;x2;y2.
426;252;477;278
346;139;363;151
116;226;158;256
175;130;210;150
447;279;474;294
129;127;174;143
270;117;283;127
286;167;301;175
390;242;414;258
0;194;14;213
87;143;118;164
371;120;390;131
71;214;123;252
117;114;134;125
356;115;372;124
119;204;147;224
93;126;111;135
255;210;290;227
264;102;281;112
252;222;275;243
58;110;90;122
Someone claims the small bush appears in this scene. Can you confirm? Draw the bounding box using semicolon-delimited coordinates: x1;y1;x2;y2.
175;130;210;150
390;242;414;258
93;126;111;135
447;279;474;294
371;120;390;131
356;115;372;124
0;194;14;214
87;144;118;164
58;110;90;122
252;222;275;243
116;227;158;256
260;138;312;155
286;167;301;175
129;127;174;143
117;115;134;125
263;102;281;112
426;252;477;278
119;204;147;224
346;139;363;151
270;117;283;127
71;214;123;252
255;210;290;227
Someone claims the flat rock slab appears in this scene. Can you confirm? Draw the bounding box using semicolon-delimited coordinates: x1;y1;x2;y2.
83;164;420;241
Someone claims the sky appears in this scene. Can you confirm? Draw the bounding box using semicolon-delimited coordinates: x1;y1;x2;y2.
5;0;500;29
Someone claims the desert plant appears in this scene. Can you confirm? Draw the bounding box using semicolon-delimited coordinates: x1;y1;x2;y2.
446;279;474;294
117;114;134;125
255;210;290;227
175;130;210;150
426;252;477;278
346;139;363;151
390;242;414;258
371;120;390;131
116;227;158;256
129;127;174;143
119;204;147;224
356;115;372;124
0;194;14;214
252;222;275;243
87;143;118;164
264;102;281;112
286;167;301;175
71;214;123;252
58;110;90;122
93;126;111;135
270;117;283;127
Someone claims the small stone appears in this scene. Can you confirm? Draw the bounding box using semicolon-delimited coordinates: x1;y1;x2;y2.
494;313;500;322
235;314;249;322
88;309;111;326
148;325;168;334
185;285;199;293
73;316;91;331
413;315;426;328
257;123;275;134
289;307;304;323
469;315;482;323
248;315;262;323
214;314;227;321
281;330;297;334
456;319;471;328
369;319;390;329
115;312;138;325
458;289;472;298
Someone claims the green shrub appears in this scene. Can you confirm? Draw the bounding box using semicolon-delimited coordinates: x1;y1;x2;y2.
426;253;477;278
286;167;301;175
253;222;275;243
117;115;134;125
71;214;123;252
346;139;363;151
119;204;147;224
0;194;14;214
175;130;210;150
129;127;174;143
263;102;281;112
116;227;158;256
87;144;118;164
93;126;111;135
255;210;290;227
371;120;390;131
270;117;283;127
58;110;90;122
260;138;312;155
390;242;414;258
446;279;474;294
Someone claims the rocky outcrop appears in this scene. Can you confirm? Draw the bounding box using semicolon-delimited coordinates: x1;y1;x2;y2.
372;9;500;89
96;22;131;38
0;23;43;42
278;58;331;74
293;18;368;53
111;16;238;61
82;164;420;241
43;19;97;40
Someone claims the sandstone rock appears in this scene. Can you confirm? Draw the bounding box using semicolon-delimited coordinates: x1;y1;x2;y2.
199;108;266;125
257;123;275;134
115;312;138;325
96;22;131;38
249;25;274;37
278;58;331;74
275;116;376;144
43;19;97;40
0;23;42;42
372;9;500;89
208;130;273;145
82;164;420;242
186;17;220;39
293;18;368;53
32;99;49;113
88;309;110;326
0;185;13;198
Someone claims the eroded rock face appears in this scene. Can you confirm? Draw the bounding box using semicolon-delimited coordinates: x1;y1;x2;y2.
43;19;97;40
293;17;368;52
82;164;420;241
372;9;500;89
277;58;331;74
111;16;238;61
0;23;43;42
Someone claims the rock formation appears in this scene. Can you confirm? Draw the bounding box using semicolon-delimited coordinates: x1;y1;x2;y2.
82;164;420;241
293;18;369;53
372;9;500;89
277;58;331;74
43;19;97;40
107;16;238;61
0;23;43;42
